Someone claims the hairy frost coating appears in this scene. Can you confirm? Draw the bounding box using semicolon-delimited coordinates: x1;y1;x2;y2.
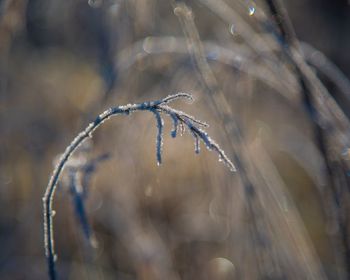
43;93;235;280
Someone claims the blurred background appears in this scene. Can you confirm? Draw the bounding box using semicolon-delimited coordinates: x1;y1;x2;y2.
1;0;350;279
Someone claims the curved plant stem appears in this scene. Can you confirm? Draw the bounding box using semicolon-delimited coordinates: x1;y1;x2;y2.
43;93;234;280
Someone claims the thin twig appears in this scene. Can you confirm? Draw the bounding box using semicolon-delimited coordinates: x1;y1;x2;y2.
42;93;234;280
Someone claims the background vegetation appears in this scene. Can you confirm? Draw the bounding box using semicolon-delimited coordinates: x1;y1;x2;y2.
1;0;350;279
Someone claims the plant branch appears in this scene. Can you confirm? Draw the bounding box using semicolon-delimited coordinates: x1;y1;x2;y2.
42;93;234;280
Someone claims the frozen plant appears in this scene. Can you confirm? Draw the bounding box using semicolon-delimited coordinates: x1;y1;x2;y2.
42;93;235;280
